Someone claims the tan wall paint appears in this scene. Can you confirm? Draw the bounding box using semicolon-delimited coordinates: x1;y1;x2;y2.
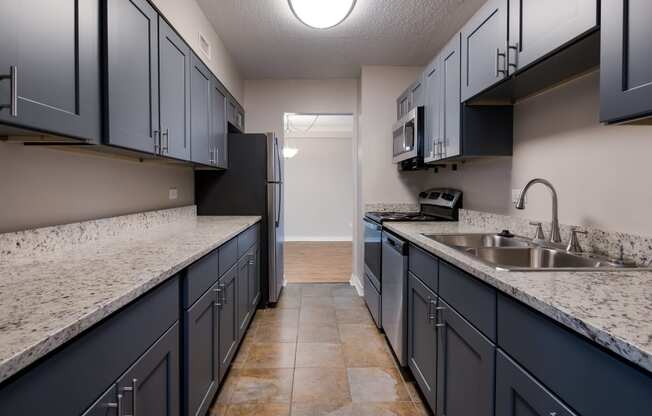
424;71;652;237
152;0;244;102
0;144;194;233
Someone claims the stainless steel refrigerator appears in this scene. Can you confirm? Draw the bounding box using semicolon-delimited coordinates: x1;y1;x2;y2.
195;132;285;305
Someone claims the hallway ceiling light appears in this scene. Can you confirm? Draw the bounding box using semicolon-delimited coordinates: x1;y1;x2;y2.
283;147;300;159
288;0;356;29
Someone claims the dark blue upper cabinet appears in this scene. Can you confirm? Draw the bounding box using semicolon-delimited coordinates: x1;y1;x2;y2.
460;0;508;102
190;53;213;166
211;77;228;168
158;18;191;161
227;96;245;133
600;0;652;123
104;0;160;154
0;0;100;142
508;0;598;74
439;34;462;160
423;56;441;163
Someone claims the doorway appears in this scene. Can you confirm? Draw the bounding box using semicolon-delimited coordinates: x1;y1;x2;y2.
282;113;355;283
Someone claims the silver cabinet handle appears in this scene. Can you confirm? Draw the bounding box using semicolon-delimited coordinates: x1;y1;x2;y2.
153;130;160;154
214;287;222;307
496;48;507;77
215;145;219;166
0;66;18;117
219;283;226;305
427;298;437;322
507;43;518;71
161;129;169;153
209;144;214;164
107;393;123;416
121;378;137;416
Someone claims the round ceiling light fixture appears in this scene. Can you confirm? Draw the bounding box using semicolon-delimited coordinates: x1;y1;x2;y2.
288;0;357;29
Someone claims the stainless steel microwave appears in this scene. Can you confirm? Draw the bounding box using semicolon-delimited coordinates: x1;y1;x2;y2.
392;106;424;165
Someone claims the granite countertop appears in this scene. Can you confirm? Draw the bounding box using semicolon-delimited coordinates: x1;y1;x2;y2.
0;215;261;383
384;221;652;374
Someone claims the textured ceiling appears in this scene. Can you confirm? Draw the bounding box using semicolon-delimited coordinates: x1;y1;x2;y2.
197;0;486;79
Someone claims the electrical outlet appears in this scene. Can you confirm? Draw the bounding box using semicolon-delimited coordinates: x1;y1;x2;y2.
169;188;178;200
511;189;525;205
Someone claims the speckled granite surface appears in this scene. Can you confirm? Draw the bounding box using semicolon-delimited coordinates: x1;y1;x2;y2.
384;220;652;373
364;203;419;213
0;212;261;383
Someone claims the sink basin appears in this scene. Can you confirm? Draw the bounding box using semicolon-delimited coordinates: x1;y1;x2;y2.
465;247;613;270
422;233;645;271
423;233;533;249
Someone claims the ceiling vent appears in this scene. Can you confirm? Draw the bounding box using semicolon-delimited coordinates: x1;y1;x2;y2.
199;33;211;60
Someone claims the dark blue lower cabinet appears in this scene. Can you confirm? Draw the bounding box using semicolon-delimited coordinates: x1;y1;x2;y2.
184;282;220;416
496;350;576;416
236;255;251;340
407;272;438;412
84;322;180;416
218;266;239;381
248;245;261;311
436;300;495;416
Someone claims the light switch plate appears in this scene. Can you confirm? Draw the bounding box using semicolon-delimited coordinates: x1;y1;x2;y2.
169;188;178;200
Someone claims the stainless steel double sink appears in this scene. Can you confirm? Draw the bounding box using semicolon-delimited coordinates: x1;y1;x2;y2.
422;233;642;271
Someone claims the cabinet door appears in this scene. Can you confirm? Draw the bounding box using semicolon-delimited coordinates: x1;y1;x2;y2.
407;273;438;412
158;18;191;160
105;0;159;153
190;53;212;166
509;0;597;73
184;283;219;416
600;0;652;123
211;78;228;168
411;77;425;109
424;60;442;163
436;300;495;416
118;323;180;416
236;255;251;340
248;246;261;311
218;266;238;380
82;384;120;416
496;350;577;416
441;34;461;159
460;0;508;102
0;0;100;141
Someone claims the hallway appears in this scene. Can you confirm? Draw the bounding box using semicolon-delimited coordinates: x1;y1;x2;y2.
209;283;428;416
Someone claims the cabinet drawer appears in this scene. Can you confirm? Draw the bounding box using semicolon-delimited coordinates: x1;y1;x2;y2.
439;262;496;341
0;276;179;415
496;350;576;416
237;224;259;257
183;249;219;308
498;294;652;416
219;238;238;276
408;244;438;292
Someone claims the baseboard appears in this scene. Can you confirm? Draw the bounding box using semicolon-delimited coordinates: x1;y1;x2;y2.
285;236;353;242
349;273;363;296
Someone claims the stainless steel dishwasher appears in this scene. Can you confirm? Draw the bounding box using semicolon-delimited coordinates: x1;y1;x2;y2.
381;231;408;366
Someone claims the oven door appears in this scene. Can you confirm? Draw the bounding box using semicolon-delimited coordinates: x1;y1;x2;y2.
392;108;419;163
363;218;382;283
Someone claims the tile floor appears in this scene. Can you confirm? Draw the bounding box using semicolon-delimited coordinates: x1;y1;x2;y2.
209;283;430;416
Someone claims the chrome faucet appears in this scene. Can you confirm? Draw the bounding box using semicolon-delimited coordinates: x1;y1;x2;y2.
514;178;562;243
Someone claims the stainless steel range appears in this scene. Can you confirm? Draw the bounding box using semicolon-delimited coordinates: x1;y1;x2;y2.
362;188;462;365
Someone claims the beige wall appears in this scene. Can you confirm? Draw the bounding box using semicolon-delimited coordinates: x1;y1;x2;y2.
152;0;243;102
425;71;652;237
0;144;194;233
359;66;428;207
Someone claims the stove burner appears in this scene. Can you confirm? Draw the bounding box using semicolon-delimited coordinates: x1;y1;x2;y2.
365;211;440;223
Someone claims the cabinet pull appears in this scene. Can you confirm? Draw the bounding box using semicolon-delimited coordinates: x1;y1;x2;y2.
215;146;219;165
495;48;507;77
507;43;518;71
105;393;123;415
0;66;18;117
153;130;160;154
121;378;138;416
214;287;222;307
427;298;437;322
162;129;169;153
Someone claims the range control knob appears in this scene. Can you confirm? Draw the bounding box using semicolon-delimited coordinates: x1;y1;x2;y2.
419;192;428;199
